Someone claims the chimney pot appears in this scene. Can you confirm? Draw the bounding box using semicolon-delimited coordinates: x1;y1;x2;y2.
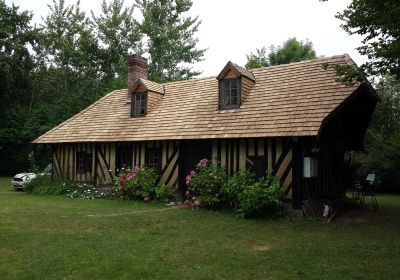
127;54;148;100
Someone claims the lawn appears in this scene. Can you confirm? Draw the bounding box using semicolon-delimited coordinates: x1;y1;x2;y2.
0;177;399;279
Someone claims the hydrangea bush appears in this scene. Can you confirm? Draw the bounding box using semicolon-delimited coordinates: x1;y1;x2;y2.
113;166;158;200
185;159;227;208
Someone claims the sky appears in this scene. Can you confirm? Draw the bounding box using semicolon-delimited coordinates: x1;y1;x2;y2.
5;0;365;77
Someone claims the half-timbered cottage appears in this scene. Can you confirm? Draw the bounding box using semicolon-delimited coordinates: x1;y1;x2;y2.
33;54;378;209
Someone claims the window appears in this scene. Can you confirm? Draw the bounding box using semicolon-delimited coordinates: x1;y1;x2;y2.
246;156;266;179
132;92;147;117
146;148;161;173
220;79;240;108
76;152;92;173
116;144;133;170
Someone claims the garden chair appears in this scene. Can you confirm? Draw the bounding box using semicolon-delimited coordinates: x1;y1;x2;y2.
357;173;378;211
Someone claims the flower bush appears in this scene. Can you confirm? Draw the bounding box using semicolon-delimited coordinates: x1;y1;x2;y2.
185;159;226;208
113;166;158;200
65;183;108;200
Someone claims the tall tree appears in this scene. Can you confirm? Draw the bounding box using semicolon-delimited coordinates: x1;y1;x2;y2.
135;0;206;82
0;0;39;174
245;38;317;69
336;0;400;79
91;0;142;90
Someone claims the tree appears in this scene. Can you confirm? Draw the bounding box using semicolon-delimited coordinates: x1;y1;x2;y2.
245;47;269;69
337;0;400;79
0;0;39;174
91;0;142;90
135;0;206;82
269;38;317;66
245;38;317;69
321;0;400;80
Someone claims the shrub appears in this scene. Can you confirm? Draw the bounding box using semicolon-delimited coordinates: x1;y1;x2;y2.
65;183;109;200
185;159;227;208
237;174;283;218
113;166;158;200
155;184;175;203
24;174;67;195
221;169;256;210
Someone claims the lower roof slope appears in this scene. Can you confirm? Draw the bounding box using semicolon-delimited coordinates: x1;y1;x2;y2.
34;55;362;144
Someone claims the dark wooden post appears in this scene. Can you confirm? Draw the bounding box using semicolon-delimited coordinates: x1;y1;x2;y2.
292;139;303;209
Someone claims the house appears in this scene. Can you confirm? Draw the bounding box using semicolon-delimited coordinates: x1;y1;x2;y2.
33;54;378;209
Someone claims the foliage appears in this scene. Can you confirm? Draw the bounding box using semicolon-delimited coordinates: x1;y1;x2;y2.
24;174;66;195
236;174;282;218
185;159;226;208
155;184;175;203
354;76;400;193
221;169;256;210
135;0;206;82
0;0;205;176
91;0;143;89
336;0;400;79
65;183;109;199
0;0;40;174
222;170;283;217
245;38;317;69
245;47;269;70
113;166;158;200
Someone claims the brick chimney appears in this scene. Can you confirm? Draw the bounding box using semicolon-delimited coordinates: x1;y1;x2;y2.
127;54;148;101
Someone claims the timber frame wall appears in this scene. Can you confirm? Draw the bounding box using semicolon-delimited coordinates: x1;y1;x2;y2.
52;137;294;198
52;135;349;208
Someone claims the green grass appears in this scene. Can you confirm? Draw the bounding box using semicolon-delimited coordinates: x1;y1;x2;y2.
1;177;399;279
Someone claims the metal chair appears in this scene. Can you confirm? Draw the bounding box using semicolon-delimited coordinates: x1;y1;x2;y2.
358;174;378;211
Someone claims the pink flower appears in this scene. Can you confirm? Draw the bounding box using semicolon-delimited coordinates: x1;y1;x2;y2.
193;200;201;208
134;166;141;173
185;190;190;195
209;172;214;177
199;159;208;166
186;174;192;183
118;177;125;185
184;200;190;205
143;196;149;203
190;170;195;176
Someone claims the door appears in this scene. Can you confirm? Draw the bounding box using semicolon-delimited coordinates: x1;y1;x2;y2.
178;140;212;198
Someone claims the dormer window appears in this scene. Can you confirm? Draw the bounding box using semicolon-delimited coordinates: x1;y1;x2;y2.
132;92;147;117
220;78;240;109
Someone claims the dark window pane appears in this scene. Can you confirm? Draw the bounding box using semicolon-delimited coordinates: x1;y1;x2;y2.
231;96;238;105
220;79;240;108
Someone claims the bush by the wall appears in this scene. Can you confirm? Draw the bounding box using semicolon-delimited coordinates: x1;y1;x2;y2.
24;174;66;195
113;166;158;200
155;184;175;203
185;159;227;208
236;174;282;218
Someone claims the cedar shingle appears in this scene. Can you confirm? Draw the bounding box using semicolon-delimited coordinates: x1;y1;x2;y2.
33;55;361;143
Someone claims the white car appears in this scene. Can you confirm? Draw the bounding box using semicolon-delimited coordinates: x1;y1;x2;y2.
12;173;37;190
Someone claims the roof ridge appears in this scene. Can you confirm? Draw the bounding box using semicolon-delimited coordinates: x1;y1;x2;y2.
32;90;120;143
251;54;347;72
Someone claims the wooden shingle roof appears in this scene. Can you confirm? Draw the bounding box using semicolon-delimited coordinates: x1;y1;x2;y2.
34;55;363;144
135;78;165;94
